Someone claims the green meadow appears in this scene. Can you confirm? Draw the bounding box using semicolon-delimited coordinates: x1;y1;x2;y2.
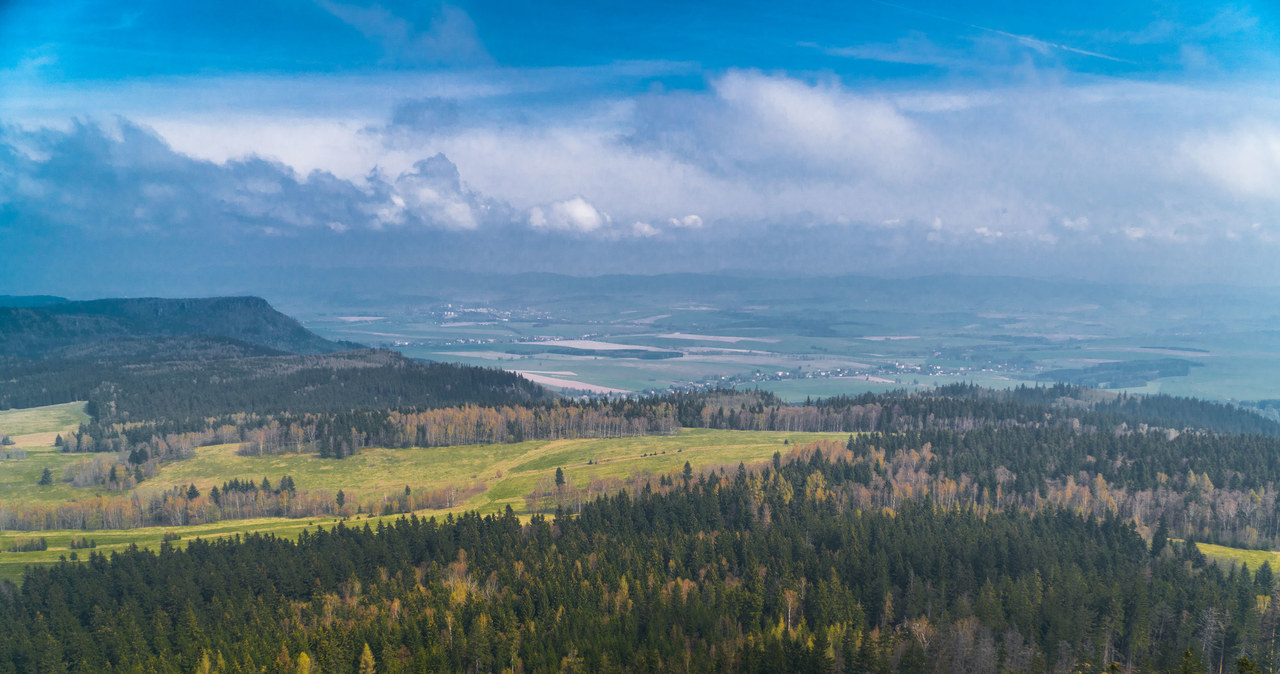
0;400;847;583
0;401;88;441
1194;541;1280;573
0;402;93;504
139;428;842;513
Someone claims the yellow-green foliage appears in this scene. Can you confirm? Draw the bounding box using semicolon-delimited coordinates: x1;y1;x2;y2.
0;446;87;503
0;401;88;438
0;427;848;584
140;428;842;514
1194;540;1280;572
0;402;91;504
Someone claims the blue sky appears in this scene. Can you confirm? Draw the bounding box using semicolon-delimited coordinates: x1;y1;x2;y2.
5;1;1272;80
2;1;1280;294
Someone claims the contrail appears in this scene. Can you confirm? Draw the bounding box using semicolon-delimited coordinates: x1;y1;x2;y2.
865;0;1133;64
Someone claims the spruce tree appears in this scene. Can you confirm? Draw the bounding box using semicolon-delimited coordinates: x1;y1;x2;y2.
1151;516;1169;557
358;643;376;674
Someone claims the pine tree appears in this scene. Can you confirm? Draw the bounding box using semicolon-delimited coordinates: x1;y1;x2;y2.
359;643;377;674
1258;562;1274;594
1151;516;1169;557
38;467;52;485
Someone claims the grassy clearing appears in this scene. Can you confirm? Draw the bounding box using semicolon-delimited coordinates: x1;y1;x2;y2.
0;401;88;439
0;446;93;504
142;428;844;514
1195;541;1280;572
0;428;848;584
0;403;92;504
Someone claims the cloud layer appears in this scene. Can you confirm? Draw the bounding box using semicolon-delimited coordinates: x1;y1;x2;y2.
0;120;503;238
3;0;1280;288
5;69;1280;286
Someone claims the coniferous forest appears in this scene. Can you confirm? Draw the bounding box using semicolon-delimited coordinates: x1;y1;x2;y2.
2;447;1275;673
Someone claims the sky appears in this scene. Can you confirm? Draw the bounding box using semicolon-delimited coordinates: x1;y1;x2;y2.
2;0;1280;296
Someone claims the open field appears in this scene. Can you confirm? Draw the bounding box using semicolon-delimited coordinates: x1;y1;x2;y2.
510;370;630;394
0;401;88;442
1195;541;1280;572
0;428;847;583
0;402;94;503
143;428;843;512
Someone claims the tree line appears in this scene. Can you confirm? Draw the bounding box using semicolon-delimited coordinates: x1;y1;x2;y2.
58;384;1278;467
0;476;484;532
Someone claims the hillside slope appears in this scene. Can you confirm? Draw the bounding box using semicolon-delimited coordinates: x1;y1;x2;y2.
0;296;354;358
80;348;550;420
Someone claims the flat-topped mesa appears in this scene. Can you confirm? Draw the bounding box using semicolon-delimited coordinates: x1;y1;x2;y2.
0;295;356;359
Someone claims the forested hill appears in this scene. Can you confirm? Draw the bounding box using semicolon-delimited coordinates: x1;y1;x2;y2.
0;347;549;417
0;296;356;358
90;349;551;420
0;295;552;416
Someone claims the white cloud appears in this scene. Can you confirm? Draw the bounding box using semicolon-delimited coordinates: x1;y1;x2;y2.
386;153;492;230
1184;124;1280;201
631;221;660;237
705;70;927;181
668;214;703;228
0;120;499;237
528;197;609;233
144;116;387;181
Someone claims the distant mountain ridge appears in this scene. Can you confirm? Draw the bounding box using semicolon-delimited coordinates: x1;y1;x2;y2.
0;296;357;359
0;295;69;308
